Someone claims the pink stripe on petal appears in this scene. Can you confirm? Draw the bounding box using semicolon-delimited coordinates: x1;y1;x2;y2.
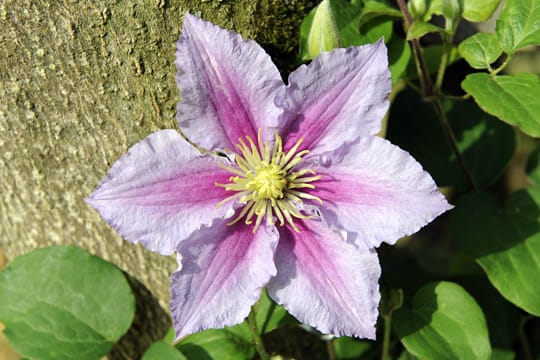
171;220;278;339
86;130;233;255
310;136;453;249
176;14;284;150
278;40;391;154
268;219;381;339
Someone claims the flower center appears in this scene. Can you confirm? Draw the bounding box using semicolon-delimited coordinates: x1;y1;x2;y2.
247;163;287;200
216;130;322;233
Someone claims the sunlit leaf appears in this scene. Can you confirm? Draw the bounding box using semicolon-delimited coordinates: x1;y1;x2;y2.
394;282;491;360
463;0;501;22
334;337;373;360
458;32;502;69
462;73;540;138
496;0;540;52
0;246;135;360
451;191;540;316
254;289;295;334
142;341;187;360
388;37;412;83
459;276;520;349
406;20;443;40
177;324;255;360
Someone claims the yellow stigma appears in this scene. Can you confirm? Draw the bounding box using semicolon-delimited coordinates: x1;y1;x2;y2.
216;129;322;233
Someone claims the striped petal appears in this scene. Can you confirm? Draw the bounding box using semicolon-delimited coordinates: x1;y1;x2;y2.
268;219;381;339
86;130;232;255
310;136;452;249
171;220;278;339
277;40;391;154
176;13;284;151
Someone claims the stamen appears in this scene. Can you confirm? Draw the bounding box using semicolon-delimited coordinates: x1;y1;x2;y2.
280;138;304;167
227;202;255;225
216;129;322;232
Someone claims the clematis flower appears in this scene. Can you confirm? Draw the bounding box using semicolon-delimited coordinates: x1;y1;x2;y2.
87;14;452;340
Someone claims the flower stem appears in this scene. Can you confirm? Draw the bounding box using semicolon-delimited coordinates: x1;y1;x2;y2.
326;338;337;360
435;40;452;93
380;315;392;360
247;306;270;360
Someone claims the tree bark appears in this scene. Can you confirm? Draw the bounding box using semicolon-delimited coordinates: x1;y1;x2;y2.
0;0;315;357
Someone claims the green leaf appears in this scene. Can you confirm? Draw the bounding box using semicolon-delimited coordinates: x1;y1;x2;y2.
0;246;135;360
462;73;540;138
526;144;540;185
142;341;188;360
387;89;516;191
491;349;516;360
177;324;255;360
463;0;501;22
388;37;412;84
458;33;502;69
450;191;540;316
496;0;540;53
394;282;492;360
358;1;402;26
359;18;393;45
397;349;420;360
407;20;443;40
254;289;294;334
458;276;520;349
333;337;373;360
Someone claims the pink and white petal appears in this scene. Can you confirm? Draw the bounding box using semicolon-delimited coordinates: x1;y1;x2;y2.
176;13;284;151
310;136;453;249
267;219;381;339
171;220;278;339
277;40;391;154
86;130;233;255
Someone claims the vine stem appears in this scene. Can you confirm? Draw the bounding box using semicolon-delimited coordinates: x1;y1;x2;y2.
397;0;479;192
433;99;479;192
396;0;433;97
247;306;270;360
380;315;392;360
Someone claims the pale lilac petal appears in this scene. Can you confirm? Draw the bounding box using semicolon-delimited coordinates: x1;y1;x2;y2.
171;220;278;339
176;13;284;151
86;130;233;255
310;136;453;249
277;40;391;154
267;219;380;339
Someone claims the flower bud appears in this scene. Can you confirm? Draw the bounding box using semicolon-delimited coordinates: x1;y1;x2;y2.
408;0;426;18
442;0;462;18
307;0;342;59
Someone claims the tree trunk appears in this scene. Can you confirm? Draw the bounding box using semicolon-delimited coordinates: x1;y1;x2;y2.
0;0;315;357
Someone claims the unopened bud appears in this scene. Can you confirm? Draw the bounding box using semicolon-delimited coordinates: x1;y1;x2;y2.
307;0;341;59
408;0;426;18
442;0;462;29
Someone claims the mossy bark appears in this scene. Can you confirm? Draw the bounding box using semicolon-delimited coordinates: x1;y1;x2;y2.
0;0;315;357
